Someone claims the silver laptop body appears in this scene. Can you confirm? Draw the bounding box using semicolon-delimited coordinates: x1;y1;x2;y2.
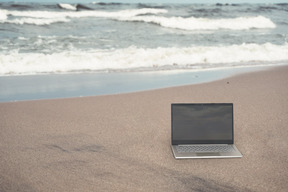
171;103;242;159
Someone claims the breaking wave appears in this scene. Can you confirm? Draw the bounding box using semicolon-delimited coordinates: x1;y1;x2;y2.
118;15;276;30
0;7;276;30
1;43;287;75
57;3;94;11
0;8;167;25
57;3;77;11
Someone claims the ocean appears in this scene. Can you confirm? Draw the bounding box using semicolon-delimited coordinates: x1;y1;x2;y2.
1;2;288;76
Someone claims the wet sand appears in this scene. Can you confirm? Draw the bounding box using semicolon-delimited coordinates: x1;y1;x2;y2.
1;66;288;192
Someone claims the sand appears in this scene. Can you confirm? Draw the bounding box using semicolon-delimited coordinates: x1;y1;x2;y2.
1;66;288;192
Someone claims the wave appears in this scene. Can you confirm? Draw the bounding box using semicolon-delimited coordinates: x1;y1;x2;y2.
276;3;288;6
57;3;77;11
137;3;167;9
76;4;94;10
0;9;69;25
0;7;276;30
0;10;7;20
0;8;167;25
0;8;166;25
0;17;69;25
1;43;287;75
92;2;124;6
215;3;239;6
8;3;34;10
0;3;35;10
1;2;288;13
118;15;276;30
57;3;94;11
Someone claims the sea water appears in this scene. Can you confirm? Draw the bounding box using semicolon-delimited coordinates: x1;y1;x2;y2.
0;2;288;101
1;2;288;76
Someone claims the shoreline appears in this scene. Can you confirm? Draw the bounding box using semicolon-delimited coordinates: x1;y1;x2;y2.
1;65;288;191
0;65;280;103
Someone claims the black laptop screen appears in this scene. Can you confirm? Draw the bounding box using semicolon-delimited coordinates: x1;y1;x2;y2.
172;103;234;145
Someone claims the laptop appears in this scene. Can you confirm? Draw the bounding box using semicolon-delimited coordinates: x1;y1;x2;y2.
171;103;242;159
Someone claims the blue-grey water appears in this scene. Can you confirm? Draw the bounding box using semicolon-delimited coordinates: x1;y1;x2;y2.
0;2;288;75
0;2;288;102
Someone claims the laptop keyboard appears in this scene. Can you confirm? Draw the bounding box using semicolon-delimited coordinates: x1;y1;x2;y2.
176;145;235;153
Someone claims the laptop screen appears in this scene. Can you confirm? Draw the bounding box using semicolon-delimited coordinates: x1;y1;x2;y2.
171;103;234;145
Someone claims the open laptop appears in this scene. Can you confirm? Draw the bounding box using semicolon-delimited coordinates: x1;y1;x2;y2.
171;103;242;159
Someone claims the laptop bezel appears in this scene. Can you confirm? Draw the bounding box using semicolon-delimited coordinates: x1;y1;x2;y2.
171;103;234;145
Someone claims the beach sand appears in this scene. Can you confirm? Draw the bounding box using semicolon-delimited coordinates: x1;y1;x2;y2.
1;66;288;192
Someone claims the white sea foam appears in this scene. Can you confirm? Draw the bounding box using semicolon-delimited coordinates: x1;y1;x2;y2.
1;8;167;19
58;3;77;11
1;17;70;25
0;10;7;20
118;15;276;30
1;43;287;75
0;8;167;25
1;8;275;30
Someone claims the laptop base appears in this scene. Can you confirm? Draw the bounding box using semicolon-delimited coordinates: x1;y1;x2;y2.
171;144;242;159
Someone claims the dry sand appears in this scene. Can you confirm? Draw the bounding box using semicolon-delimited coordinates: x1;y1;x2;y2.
1;66;288;192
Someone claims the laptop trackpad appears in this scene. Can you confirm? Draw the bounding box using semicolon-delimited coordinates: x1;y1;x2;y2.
196;152;220;156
